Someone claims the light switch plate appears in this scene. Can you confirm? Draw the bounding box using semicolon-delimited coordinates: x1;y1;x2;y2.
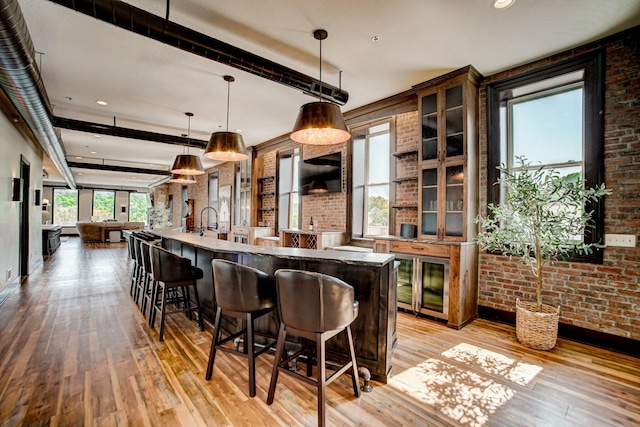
604;234;637;248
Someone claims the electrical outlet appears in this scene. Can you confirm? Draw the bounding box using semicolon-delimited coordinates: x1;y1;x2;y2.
604;234;637;248
6;268;11;282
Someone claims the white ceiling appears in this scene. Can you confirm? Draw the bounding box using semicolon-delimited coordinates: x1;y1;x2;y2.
19;0;640;190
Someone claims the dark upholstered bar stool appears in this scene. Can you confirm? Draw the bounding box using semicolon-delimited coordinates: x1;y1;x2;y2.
139;240;155;320
133;237;146;305
149;246;204;341
205;259;277;397
128;234;142;298
267;270;361;427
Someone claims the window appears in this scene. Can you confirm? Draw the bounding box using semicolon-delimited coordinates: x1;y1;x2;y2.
486;51;604;262
278;148;300;231
208;172;219;214
352;120;392;237
92;190;115;221
235;158;251;226
129;193;149;224
53;188;78;226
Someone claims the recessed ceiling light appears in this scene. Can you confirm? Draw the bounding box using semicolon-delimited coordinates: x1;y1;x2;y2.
75;156;83;159
371;36;380;42
90;151;97;154
93;134;102;138
96;100;108;106
78;173;83;176
131;176;136;179
235;129;242;133
491;0;515;9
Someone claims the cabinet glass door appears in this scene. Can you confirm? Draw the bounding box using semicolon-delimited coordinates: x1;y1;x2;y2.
445;85;464;158
418;257;449;319
421;93;438;161
445;164;464;237
420;168;438;237
396;257;414;309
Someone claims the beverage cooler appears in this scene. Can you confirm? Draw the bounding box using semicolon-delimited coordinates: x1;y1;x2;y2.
395;254;450;320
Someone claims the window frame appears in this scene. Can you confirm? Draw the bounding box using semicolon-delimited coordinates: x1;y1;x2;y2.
350;119;393;239
128;192;149;225
277;148;300;231
486;51;605;263
92;189;116;221
52;188;79;226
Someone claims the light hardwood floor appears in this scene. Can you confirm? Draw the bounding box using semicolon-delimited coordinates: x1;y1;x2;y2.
0;237;638;426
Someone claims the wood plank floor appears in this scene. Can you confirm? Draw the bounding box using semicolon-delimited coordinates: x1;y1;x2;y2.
0;237;638;426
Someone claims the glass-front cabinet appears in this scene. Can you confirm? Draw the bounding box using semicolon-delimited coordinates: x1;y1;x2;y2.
415;65;481;242
396;254;450;320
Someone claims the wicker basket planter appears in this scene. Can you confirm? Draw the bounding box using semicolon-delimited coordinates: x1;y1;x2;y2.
515;298;560;350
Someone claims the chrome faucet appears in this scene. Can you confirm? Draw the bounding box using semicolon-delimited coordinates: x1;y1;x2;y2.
199;206;218;236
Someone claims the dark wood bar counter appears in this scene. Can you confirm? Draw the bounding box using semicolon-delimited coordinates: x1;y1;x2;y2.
151;229;397;382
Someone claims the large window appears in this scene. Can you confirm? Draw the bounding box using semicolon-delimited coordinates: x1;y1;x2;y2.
129;193;149;224
53;188;78;226
235;158;251;226
352;121;392;237
486;51;604;262
278;148;300;231
92;190;115;221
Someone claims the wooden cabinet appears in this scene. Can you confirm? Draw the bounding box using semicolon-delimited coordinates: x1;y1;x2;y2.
414;65;481;242
280;229;344;250
230;226;274;245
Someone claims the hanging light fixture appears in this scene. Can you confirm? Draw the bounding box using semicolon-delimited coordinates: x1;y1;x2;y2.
171;112;204;175
204;75;249;162
290;29;350;145
169;173;197;184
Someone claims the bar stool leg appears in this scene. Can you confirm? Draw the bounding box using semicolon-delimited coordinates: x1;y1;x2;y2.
346;326;361;397
191;280;204;331
246;313;257;397
266;323;287;405
158;284;168;341
205;307;223;380
317;336;327;427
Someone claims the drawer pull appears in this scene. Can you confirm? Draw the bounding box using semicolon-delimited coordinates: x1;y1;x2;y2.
411;246;425;251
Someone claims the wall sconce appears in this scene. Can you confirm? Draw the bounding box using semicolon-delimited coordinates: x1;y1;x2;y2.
34;189;41;206
121;206;127;213
12;178;23;202
42;198;50;211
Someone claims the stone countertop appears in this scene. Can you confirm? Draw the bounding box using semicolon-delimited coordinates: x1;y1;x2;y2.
42;224;62;231
151;229;395;267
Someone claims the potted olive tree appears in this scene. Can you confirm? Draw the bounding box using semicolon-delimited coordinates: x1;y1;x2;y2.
476;157;610;350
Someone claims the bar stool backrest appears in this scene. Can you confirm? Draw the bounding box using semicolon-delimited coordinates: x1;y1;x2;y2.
127;235;136;261
133;237;144;268
140;240;152;274
274;269;358;333
150;246;193;283
212;259;275;313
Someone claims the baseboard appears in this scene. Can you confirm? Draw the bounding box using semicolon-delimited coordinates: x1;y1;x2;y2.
478;305;640;358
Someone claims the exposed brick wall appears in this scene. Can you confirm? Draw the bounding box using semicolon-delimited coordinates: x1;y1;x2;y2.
478;28;640;340
393;111;419;234
258;150;277;227
301;142;348;231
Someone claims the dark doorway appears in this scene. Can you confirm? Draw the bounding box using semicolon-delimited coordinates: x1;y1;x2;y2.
19;156;31;277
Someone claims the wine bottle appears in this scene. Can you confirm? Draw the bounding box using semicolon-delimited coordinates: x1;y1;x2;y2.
309;216;314;231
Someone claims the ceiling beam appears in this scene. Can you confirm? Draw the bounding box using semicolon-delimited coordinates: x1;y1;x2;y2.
67;161;171;176
54;116;208;148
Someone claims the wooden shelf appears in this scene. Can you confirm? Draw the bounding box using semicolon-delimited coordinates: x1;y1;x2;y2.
393;176;418;183
257;175;275;181
391;204;418;209
393;150;418;158
258;208;275;212
258;191;275;197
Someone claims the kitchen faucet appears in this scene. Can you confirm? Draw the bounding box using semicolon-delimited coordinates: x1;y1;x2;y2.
199;206;218;236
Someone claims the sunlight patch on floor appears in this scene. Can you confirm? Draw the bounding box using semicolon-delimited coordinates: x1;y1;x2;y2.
388;343;543;426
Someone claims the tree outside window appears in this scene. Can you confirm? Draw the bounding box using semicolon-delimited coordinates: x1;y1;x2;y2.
129;193;149;224
93;190;115;221
53;188;78;226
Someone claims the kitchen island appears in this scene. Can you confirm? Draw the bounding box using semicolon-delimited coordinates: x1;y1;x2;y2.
151;229;397;382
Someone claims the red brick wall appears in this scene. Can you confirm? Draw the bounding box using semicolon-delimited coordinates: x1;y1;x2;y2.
478;28;640;339
393;111;420;234
301;142;348;231
259;151;277;227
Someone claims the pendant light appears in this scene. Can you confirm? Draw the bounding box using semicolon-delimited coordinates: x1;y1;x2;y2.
169;173;197;184
204;75;249;162
171;112;204;175
290;29;350;145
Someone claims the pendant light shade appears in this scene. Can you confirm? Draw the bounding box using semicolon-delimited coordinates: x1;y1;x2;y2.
170;154;204;175
290;29;349;145
169;173;197;184
290;102;350;145
308;179;329;194
171;112;204;175
204;75;249;162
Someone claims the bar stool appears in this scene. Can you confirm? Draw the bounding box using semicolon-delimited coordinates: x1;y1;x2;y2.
205;259;277;397
149;246;204;341
127;234;141;298
139;240;155;320
133;237;147;306
267;269;360;427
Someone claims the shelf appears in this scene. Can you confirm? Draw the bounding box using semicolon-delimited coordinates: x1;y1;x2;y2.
393;176;418;183
392;150;418;158
258;208;275;212
258;191;275;197
257;175;275;181
391;204;418;209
